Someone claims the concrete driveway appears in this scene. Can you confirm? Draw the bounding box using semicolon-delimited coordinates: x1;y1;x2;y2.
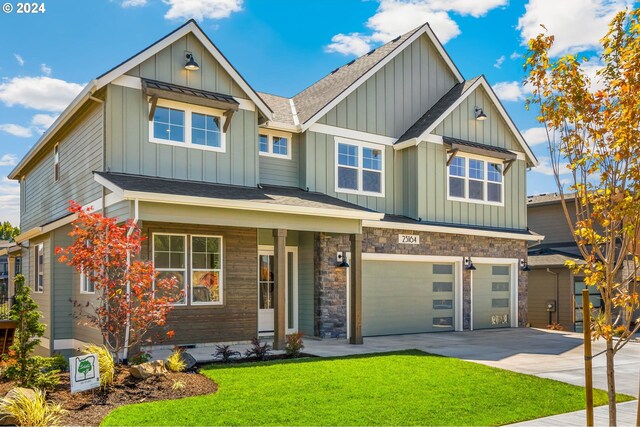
304;328;640;397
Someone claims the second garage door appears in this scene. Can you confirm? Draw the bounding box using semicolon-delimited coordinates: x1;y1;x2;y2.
362;260;456;336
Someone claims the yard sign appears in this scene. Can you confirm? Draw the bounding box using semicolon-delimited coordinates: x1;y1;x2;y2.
69;353;101;393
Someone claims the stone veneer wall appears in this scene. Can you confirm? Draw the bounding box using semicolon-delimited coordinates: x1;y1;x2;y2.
313;227;529;338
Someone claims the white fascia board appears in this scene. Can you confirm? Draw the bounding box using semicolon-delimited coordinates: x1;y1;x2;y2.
8;81;98;180
362;219;544;242
300;24;464;132
260;121;302;133
95;21;273;121
14;227;43;244
309;123;397;146
124;190;384;221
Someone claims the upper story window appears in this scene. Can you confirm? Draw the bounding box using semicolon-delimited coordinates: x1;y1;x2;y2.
34;243;43;293
149;99;226;153
335;138;384;197
448;154;504;205
53;144;60;182
258;130;292;159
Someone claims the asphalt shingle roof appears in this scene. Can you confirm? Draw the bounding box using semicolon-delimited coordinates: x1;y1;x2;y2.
396;77;481;143
95;172;377;214
292;25;426;125
257;92;295;126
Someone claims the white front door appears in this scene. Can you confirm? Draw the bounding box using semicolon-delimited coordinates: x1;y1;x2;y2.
258;247;298;335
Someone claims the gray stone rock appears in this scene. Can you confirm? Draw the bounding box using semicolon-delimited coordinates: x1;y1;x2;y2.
181;352;197;370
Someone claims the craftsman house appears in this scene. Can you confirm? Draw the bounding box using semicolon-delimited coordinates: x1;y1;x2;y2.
4;20;541;356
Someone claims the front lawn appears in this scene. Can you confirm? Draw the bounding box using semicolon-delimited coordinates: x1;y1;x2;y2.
102;350;630;426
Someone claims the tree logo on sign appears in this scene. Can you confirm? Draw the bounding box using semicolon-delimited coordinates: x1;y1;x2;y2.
74;355;96;382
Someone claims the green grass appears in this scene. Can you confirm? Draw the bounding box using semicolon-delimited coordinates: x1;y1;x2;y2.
102;350;632;426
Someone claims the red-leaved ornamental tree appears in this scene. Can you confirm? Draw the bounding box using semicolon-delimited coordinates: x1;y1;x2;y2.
56;201;178;361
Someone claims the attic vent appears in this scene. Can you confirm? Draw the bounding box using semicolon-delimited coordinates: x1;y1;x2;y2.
330;67;340;74
391;35;401;42
366;49;376;55
346;59;356;66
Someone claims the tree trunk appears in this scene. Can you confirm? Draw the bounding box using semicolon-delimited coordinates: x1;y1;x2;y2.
606;338;617;426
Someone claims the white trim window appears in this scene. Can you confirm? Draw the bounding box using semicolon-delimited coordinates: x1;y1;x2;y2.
53;143;60;182
153;234;187;305
335;138;384;197
258;130;292;159
34;243;43;293
190;235;223;305
149;99;226;153
447;153;504;205
80;269;95;294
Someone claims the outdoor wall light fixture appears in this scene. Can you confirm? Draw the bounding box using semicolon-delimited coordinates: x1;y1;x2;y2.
336;252;350;268
474;107;487;121
520;259;531;272
464;257;476;271
184;52;200;71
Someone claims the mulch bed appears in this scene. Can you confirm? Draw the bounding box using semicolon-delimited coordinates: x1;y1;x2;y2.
0;367;217;427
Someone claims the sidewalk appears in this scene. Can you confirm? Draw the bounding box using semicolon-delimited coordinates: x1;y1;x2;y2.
510;401;638;426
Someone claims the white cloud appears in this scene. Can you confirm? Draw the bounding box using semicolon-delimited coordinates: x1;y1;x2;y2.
13;54;24;66
325;0;507;56
0;178;20;225
517;0;632;56
122;0;147;6
493;55;505;69
325;33;372;56
0;76;84;112
521;127;549;146
0;124;32;138
31;113;57;131
532;157;571;176
0;154;17;167
492;81;531;102
510;51;520;60
163;0;243;20
40;64;52;76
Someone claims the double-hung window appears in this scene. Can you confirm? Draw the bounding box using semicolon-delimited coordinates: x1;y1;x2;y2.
53;143;60;182
149;100;225;152
447;154;504;205
336;139;384;196
34;243;43;293
80;269;95;294
258;130;292;159
153;233;224;306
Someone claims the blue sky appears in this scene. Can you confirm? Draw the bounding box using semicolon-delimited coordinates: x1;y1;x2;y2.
0;0;633;226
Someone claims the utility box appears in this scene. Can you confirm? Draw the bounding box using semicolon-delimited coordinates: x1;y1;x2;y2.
546;300;556;312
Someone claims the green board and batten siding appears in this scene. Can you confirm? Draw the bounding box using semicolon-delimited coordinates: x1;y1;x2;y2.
21;103;103;231
258;134;301;187
317;35;456;138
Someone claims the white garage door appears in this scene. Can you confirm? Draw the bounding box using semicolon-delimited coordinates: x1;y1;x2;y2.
472;264;512;329
362;260;456;336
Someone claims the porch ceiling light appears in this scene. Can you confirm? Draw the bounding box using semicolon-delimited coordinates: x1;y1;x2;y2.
464;257;476;271
520;259;531;272
184;52;200;71
474;107;487;121
337;252;350;268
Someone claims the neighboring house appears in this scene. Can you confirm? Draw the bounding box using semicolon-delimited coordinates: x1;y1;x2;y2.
8;20;541;357
527;194;591;331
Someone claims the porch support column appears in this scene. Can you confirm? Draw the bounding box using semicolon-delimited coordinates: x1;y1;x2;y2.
273;228;287;350
349;233;363;344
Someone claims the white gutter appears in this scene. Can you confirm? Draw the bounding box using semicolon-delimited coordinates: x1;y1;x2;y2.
8;80;98;180
123;198;139;362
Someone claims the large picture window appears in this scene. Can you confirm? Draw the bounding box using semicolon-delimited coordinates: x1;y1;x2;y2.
335;139;384;196
447;154;504;205
149;99;226;152
152;233;224;306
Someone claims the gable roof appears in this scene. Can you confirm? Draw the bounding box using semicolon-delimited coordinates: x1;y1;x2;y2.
397;77;481;143
10;19;272;179
257;92;296;126
293;22;464;131
393;75;539;167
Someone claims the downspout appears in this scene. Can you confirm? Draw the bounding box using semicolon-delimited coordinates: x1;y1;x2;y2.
123;198;139;362
546;268;560;325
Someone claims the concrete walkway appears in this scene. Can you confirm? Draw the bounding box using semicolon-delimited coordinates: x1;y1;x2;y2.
304;328;640;397
511;401;637;426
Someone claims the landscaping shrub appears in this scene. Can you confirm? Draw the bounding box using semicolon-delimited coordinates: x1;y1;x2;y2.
166;349;187;372
128;351;151;365
285;332;304;358
214;344;240;363
82;345;115;390
244;337;271;361
0;388;65;427
171;380;185;391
